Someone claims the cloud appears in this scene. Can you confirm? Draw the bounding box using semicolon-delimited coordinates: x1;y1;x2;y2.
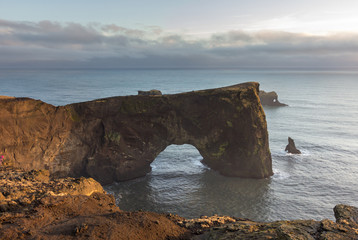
0;19;358;68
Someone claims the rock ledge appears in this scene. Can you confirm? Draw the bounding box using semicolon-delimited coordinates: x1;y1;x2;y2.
1;167;357;239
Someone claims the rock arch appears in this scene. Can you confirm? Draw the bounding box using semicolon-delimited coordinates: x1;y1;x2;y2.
0;82;272;184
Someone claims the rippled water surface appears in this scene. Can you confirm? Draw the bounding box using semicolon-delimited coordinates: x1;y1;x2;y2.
2;68;358;221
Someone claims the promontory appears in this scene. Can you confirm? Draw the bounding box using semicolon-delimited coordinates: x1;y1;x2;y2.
0;82;272;184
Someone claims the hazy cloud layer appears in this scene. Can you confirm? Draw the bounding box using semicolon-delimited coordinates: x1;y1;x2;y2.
1;19;357;68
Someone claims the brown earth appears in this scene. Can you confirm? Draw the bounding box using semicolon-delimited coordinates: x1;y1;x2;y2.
0;167;190;240
0;194;190;240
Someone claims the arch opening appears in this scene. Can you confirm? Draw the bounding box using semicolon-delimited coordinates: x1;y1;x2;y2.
146;144;210;210
150;144;209;177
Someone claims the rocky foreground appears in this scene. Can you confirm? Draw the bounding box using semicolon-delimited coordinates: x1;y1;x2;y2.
1;167;358;239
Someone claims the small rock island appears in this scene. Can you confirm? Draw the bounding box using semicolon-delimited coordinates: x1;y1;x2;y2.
0;82;272;184
259;90;287;106
285;137;301;154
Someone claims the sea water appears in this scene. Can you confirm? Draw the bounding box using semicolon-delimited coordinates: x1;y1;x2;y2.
1;68;358;221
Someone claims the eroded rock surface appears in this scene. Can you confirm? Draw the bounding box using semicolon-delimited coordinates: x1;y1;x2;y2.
285;137;301;154
0;82;272;184
188;215;358;239
259;90;287;106
0;166;104;212
0;167;189;240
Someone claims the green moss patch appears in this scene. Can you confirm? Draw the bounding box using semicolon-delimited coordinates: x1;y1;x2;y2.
65;106;81;122
212;142;229;158
105;131;121;144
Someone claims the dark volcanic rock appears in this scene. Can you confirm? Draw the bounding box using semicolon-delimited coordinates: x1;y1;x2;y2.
285;137;301;154
138;89;162;96
0;82;272;184
334;204;358;227
259;90;287;106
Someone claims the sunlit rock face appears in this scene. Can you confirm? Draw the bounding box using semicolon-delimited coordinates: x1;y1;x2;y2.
0;82;272;184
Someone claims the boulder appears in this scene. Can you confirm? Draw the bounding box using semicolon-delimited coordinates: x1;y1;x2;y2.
285;137;301;154
0;167;105;209
334;204;358;227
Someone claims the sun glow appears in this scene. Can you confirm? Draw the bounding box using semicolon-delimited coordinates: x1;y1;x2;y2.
239;11;358;35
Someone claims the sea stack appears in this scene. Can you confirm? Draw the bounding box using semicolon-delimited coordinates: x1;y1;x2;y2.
285;137;301;154
259;90;287;106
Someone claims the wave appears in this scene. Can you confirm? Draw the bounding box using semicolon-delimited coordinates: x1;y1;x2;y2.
272;169;290;180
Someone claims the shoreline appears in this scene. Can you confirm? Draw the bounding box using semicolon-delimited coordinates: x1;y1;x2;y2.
1;167;357;239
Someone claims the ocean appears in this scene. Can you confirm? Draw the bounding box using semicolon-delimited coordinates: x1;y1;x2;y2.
1;68;358;221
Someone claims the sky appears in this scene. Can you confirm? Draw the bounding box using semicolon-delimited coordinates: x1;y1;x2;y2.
1;0;358;68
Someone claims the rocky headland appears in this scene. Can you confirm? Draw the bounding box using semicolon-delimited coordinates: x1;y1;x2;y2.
1;167;358;239
0;82;272;184
259;90;287;106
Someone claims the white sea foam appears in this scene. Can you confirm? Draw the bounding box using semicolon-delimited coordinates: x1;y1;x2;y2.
273;169;290;180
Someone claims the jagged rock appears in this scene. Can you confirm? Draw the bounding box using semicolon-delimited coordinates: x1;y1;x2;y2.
0;82;272;184
138;89;162;96
334;204;358;227
189;209;358;240
0;167;105;212
177;215;237;231
0;168;190;239
259;90;287;106
285;137;301;154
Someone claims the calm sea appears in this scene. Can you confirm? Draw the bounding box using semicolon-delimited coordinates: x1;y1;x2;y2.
1;68;358;221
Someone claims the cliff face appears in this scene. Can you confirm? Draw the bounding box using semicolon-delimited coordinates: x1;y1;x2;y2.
0;82;272;184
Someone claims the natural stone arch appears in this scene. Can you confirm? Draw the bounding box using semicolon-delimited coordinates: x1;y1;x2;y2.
0;82;273;184
79;82;273;184
259;90;287;106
